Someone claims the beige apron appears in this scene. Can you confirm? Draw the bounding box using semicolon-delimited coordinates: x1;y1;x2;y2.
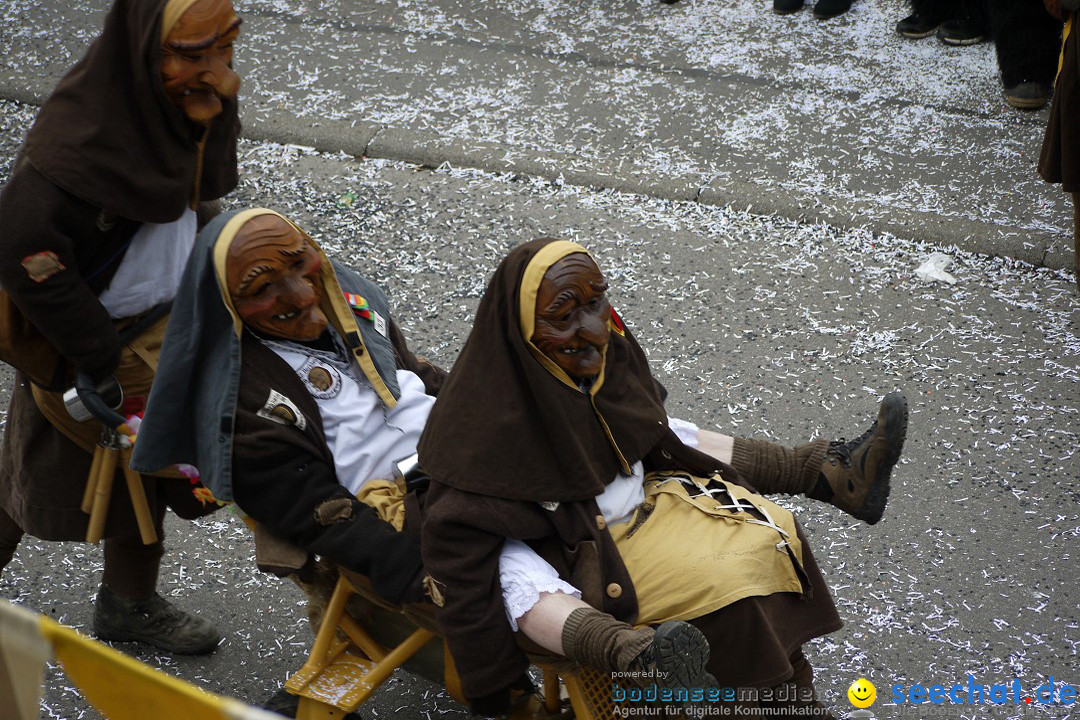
610;471;806;625
360;473;807;625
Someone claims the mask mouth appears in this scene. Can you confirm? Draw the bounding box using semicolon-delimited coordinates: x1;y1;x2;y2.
274;310;300;321
179;83;219;97
559;340;606;356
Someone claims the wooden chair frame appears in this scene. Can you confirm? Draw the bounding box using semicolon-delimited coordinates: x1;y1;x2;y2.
284;573;616;720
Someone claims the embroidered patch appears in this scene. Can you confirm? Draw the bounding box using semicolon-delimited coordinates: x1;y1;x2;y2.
344;292;372;320
21;251;65;283
256;389;307;430
308;366;333;392
298;357;342;399
539;501;560;512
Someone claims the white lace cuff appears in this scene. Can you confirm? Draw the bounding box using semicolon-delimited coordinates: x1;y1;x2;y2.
499;539;581;630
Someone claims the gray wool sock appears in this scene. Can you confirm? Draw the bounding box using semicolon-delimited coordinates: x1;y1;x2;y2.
560;607;654;672
730;437;829;495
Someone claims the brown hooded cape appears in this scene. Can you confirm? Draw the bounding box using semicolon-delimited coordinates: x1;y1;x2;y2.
418;239;841;702
22;0;239;223
0;0;239;540
1039;13;1078;192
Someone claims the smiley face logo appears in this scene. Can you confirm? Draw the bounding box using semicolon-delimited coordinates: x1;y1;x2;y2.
848;678;876;708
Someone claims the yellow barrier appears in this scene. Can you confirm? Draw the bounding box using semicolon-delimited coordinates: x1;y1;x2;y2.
0;599;277;720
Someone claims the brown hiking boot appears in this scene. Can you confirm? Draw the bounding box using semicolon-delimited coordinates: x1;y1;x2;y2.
627;620;715;691
93;584;222;654
814;392;908;525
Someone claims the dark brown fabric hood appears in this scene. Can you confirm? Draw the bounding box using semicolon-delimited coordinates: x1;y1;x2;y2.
418;238;668;502
21;0;239;223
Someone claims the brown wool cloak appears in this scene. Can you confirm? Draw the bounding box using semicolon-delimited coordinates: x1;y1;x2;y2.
1039;14;1079;192
0;0;239;540
418;239;842;699
21;0;240;223
418;238;669;502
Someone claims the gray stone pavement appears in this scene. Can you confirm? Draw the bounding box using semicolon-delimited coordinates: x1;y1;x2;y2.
0;1;1078;719
0;0;1075;270
1;97;1078;719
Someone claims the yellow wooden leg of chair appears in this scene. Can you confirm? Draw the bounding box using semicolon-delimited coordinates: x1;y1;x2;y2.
80;442;106;514
286;575;438;719
85;443;118;544
121;453;158;544
542;667;562;715
441;642;466;705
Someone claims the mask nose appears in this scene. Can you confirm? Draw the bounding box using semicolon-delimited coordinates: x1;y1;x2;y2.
201;56;241;98
282;275;318;307
578;311;610;345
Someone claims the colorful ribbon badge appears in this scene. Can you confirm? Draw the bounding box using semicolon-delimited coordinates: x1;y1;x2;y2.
344;292;372;321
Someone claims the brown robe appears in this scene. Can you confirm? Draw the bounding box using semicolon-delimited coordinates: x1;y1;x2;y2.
1039;13;1078;192
0;0;240;540
419;239;841;700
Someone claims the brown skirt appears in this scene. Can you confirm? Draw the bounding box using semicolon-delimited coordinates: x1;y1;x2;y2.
1039;15;1079;193
687;522;842;689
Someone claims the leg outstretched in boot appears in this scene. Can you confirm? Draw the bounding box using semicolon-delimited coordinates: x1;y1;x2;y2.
731;392;908;525
810;391;908;525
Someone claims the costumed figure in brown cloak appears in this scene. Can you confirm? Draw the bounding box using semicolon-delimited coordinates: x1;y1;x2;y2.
1039;0;1080;289
418;239;905;718
0;0;242;654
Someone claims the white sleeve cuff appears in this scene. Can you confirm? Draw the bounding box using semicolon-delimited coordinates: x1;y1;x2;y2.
499;539;581;631
667;416;700;448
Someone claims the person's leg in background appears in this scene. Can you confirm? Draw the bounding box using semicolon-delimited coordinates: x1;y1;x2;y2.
989;0;1064;108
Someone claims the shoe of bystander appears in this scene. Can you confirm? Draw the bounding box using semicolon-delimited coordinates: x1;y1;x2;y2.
93;584;222;655
1005;80;1052;110
937;15;988;45
896;12;942;38
813;0;852;20
773;0;805;15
